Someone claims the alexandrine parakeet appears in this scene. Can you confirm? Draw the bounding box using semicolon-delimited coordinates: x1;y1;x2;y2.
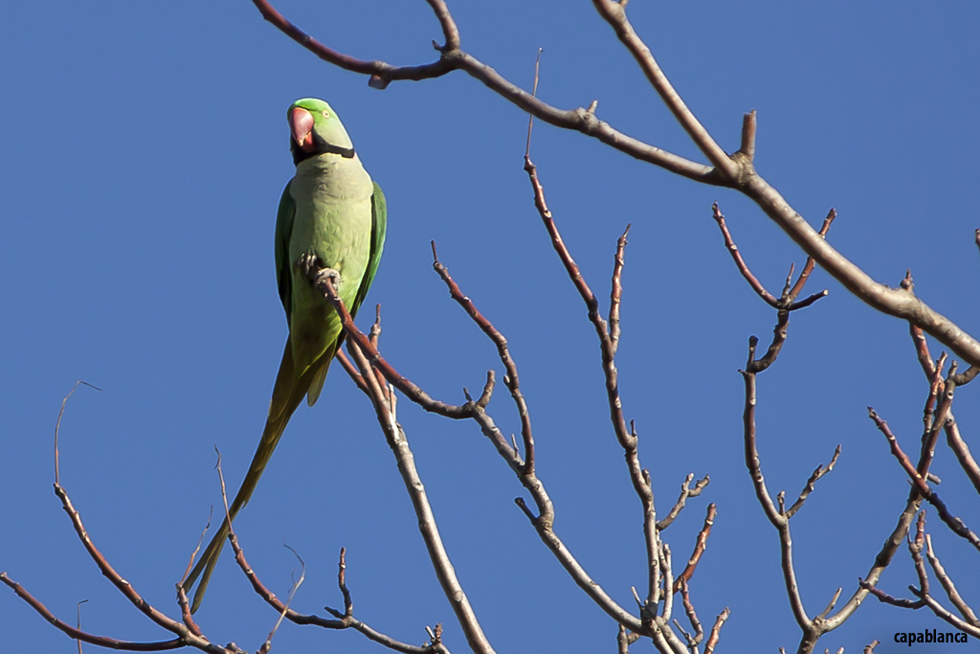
183;98;387;611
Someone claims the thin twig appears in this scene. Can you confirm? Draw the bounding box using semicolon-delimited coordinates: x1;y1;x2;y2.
786;209;835;302
671;504;716;594
859;578;924;609
925;534;979;626
524;48;542;160
917;594;980;638
712;203;829;313
712;204;779;307
0;573;186;651
908;325;936;379
257;543;305;654
54;380;102;486
740;365;809;628
3;481;229;653
335;548;354;617
431;242;535;476
785;445;841;519
676;580;704;646
609;224;630;353
657;473;709;532
703;608;730;654
815;588;842;621
906;331;980;492
523;156;662;611
76;599;89;654
945;417;980;495
868;407;980;552
53;484;197;634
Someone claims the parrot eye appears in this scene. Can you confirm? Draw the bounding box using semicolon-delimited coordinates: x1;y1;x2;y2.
322;110;330;118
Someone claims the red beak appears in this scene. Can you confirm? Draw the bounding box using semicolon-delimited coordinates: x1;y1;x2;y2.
290;107;315;152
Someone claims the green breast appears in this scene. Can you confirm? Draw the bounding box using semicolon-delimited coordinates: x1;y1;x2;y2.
287;155;374;375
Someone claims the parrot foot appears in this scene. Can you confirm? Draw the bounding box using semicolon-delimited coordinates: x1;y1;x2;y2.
298;253;342;295
315;266;342;291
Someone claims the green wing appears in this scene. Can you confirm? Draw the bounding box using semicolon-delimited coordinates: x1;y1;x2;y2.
349;181;387;318
274;180;296;323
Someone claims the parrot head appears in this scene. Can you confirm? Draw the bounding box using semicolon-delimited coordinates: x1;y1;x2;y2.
288;97;356;164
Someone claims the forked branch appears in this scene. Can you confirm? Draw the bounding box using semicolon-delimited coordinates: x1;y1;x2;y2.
311;274;495;654
249;0;980;368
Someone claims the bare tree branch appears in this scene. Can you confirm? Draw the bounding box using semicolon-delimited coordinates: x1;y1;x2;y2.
925;534;979;627
657;473;709;532
908;324;938;379
431;242;535;475
300;252;649;636
712;204;780;307
740;364;810;631
869;512;980;637
248;0;980;368
249;0;713;181
712;203;829;313
21;6;980;651
860;580;924;610
591;0;735;177
423;248;650;634
868;407;980;553
523;154;673;617
945;417;980;495
0;573;187;652
609;225;629;354
671;504;716;594
54;380;102;486
3;488;236;652
341;320;494;654
785;445;841;519
703;607;730;654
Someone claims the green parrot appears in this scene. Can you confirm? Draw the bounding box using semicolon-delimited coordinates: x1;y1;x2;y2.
182;98;387;612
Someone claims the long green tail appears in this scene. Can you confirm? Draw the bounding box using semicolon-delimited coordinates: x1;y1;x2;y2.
182;338;333;612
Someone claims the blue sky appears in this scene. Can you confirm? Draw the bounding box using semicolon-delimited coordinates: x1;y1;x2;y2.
3;2;980;652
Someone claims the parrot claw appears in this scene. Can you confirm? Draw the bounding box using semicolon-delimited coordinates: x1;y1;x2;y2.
315;266;342;289
297;252;321;277
298;253;342;294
